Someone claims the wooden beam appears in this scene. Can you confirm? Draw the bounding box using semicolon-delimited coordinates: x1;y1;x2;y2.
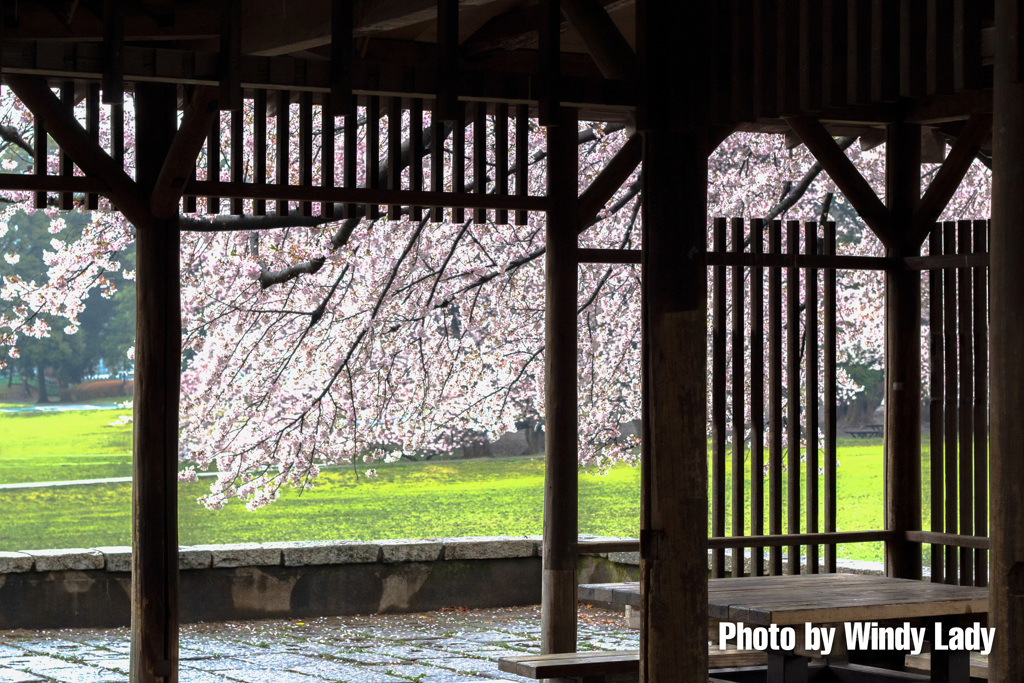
150;86;220;220
990;0;1024;671
5;73;148;227
218;0;242;111
541;106;579;657
461;0;633;56
435;0;460;121
131;81;180;683
577;133;641;228
560;0;637;81
101;0;125;104
786;116;895;246
911;113;993;243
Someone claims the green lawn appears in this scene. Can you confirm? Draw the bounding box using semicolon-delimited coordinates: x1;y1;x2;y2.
0;409;906;564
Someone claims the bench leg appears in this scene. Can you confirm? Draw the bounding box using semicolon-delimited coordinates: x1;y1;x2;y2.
767;651;809;683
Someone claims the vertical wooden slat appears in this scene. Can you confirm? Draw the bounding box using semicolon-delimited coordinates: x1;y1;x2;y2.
366;95;381;220
900;0;928;98
768;219;784;576
823;221;838;573
753;0;779;119
388;96;403;220
957;219;974;585
750;218;766;576
799;0;823;112
927;0;955;96
942;220;958;583
805;221;820;574
101;0;124;105
330;0;355;117
206;112;221;214
410;98;424;222
59;82;74;210
515;105;530;226
343;105;357;219
276;90;290;217
871;0;900;102
452;103;466;224
86;83;100;210
494;103;509;225
33;112;47;209
474;102;488;224
253;89;267;216
953;0;983;91
730;217;746;577
847;0;873;104
538;0;561;126
322;96;336;219
973;219;988;587
299;92;313;217
929;223;945;583
777;0;801;115
822;0;849;109
219;0;242;111
430;108;445;223
435;0;459;121
711;217;727;579
786;219;801;575
230;107;243;215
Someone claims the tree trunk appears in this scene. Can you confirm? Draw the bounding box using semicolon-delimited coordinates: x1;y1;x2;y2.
35;364;47;404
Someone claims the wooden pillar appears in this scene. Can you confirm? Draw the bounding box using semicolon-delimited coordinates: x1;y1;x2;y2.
131;82;181;683
541;106;579;656
989;0;1024;678
883;121;923;580
639;128;709;683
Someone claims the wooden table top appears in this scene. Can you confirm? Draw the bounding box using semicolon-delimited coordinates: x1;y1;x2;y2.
578;573;989;626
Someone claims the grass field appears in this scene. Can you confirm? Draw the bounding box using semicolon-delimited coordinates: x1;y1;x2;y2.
0;408;901;563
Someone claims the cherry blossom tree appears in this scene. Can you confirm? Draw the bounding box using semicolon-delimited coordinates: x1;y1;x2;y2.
0;86;992;509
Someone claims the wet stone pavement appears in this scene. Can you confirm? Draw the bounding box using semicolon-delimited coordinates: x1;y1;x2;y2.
0;605;637;683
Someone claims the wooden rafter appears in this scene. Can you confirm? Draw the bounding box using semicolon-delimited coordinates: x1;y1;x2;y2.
786;116;895;247
911;113;993;243
4;73;148;227
150;86;220;219
560;0;636;81
576;132;641;228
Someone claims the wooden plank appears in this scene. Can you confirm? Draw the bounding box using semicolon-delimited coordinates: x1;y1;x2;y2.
150;86;220;220
430;109;445;222
101;0;125;104
823;221;838;573
900;0;928;98
822;0;849;109
928;224;945;583
410;98;424;222
906;530;990;550
299;92;314;217
253;89;267;216
452;103;466;223
33;110;47;210
206;112;221;214
388;96;403;220
731;217;746;577
786;220;801;575
750;219;766;577
927;0;955;96
343;106;357;218
777;0;801;115
560;0;637;82
329;0;355;117
541;107;578;657
494;102;508;225
972;219;988;587
799;0;823;112
366;95;381;220
942;221;958;584
953;0;983;91
988;3;1024;673
131;81;180;683
86;84;101;210
59;82;74;210
322;95;336;219
805;221;819;574
577;134;642;230
871;0;900;102
219;0;242;110
712;217;728;579
276;90;290;217
230;108;244;215
435;0;459;122
847;0;872;104
473;102;487;224
768;220;784;576
0;175;107;193
537;0;561;126
515;104;529;226
957;219;974;585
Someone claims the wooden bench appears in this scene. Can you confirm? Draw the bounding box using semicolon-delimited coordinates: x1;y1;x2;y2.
497;648;764;682
905;651;989;680
846;424;884;438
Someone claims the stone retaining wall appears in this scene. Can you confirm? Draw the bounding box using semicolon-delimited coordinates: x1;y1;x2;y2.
0;536;639;630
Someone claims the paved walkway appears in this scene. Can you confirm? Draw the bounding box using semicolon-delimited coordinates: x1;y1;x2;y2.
0;606;637;683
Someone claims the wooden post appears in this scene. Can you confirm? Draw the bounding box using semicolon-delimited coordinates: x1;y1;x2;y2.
989;0;1024;677
883;121;923;580
541;106;579;656
131;82;181;683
